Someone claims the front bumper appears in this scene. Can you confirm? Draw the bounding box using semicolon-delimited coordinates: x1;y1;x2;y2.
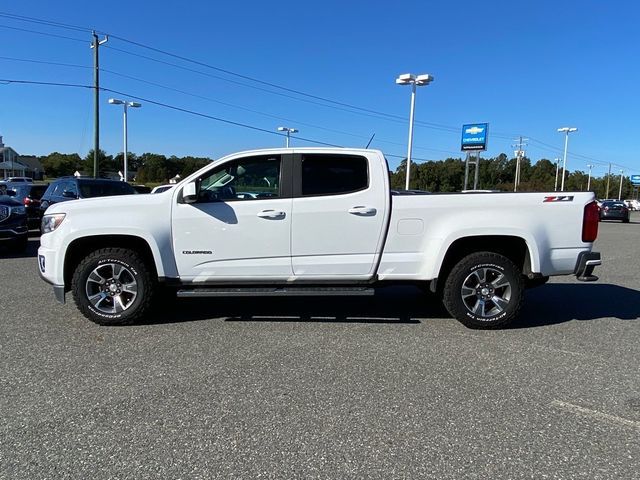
574;251;601;282
37;256;66;304
38;242;66;304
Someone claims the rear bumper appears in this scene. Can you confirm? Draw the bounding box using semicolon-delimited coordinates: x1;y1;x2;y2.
574;251;601;281
600;212;628;220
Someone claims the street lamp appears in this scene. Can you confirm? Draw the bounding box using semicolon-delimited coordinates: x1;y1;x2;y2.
586;164;593;191
557;127;578;191
277;126;298;148
396;73;434;190
109;98;142;182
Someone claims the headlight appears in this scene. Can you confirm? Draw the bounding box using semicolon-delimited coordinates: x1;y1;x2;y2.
11;205;26;215
41;214;66;234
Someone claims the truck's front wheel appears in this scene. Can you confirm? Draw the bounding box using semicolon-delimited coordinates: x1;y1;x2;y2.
71;247;155;325
442;252;524;329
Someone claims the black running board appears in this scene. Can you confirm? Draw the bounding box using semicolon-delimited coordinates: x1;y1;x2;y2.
176;286;375;298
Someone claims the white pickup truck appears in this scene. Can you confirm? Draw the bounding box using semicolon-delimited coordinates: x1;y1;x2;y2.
38;148;601;329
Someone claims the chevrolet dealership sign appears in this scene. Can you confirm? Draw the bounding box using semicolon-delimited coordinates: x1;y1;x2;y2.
461;123;489;151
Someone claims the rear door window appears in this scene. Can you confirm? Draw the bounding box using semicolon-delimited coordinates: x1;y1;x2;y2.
300;154;368;196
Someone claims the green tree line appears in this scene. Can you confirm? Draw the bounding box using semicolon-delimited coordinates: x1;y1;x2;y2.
390;153;637;199
38;150;211;183
37;149;637;198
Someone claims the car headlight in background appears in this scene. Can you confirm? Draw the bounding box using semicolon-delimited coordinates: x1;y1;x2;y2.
11;205;26;215
41;214;66;234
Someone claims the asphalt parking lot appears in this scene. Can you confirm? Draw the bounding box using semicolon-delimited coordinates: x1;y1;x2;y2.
1;214;639;479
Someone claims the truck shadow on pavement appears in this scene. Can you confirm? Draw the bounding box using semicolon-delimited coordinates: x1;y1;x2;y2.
150;286;440;325
146;283;640;327
0;236;39;259
514;283;640;328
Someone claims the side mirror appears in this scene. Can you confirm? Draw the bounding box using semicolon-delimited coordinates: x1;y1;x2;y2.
62;190;77;199
183;181;198;204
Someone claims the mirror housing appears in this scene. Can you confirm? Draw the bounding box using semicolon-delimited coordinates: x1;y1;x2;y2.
183;181;198;204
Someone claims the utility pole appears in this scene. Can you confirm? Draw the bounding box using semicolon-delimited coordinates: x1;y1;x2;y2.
511;136;528;192
91;31;108;178
605;163;612;199
586;164;593;191
618;170;624;200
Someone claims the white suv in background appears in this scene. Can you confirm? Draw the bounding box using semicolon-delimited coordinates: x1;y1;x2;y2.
624;199;640;211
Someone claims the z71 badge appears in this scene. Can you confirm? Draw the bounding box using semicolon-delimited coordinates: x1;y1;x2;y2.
543;196;574;202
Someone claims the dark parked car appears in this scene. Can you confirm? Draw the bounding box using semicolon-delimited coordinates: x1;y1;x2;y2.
599;200;630;223
9;183;48;229
0;194;28;252
131;184;152;194
40;178;137;210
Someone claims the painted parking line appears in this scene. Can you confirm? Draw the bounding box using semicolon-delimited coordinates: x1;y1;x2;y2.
551;399;640;430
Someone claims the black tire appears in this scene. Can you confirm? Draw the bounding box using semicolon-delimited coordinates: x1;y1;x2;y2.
442;252;524;329
71;247;156;325
623;217;630;223
9;235;28;253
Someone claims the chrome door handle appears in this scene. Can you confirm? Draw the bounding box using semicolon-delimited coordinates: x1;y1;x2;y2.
257;209;286;219
348;206;377;216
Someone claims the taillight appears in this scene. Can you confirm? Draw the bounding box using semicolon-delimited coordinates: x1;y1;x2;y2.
582;201;599;242
23;197;31;206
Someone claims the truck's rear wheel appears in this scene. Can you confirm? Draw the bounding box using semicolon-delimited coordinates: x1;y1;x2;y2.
442;252;524;329
71;247;155;325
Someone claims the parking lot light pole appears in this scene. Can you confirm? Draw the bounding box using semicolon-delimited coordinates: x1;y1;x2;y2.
557;127;577;191
618;170;624;200
586;164;593;191
109;98;142;182
396;73;434;190
277;127;298;148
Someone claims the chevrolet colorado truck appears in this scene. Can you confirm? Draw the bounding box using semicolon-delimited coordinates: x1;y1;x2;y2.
38;148;601;328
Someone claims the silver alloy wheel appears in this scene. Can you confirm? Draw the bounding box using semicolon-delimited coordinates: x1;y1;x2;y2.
460;267;512;318
85;263;138;314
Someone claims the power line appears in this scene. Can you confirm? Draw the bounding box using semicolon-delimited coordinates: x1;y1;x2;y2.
0;76;452;162
0;76;339;147
0;12;94;34
0;23;85;43
3;13;629;167
0;55;91;69
0;54;458;155
0;78;93;88
0;12;498;136
528;137;632;171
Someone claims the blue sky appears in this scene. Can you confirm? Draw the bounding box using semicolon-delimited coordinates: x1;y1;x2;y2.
0;0;638;176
